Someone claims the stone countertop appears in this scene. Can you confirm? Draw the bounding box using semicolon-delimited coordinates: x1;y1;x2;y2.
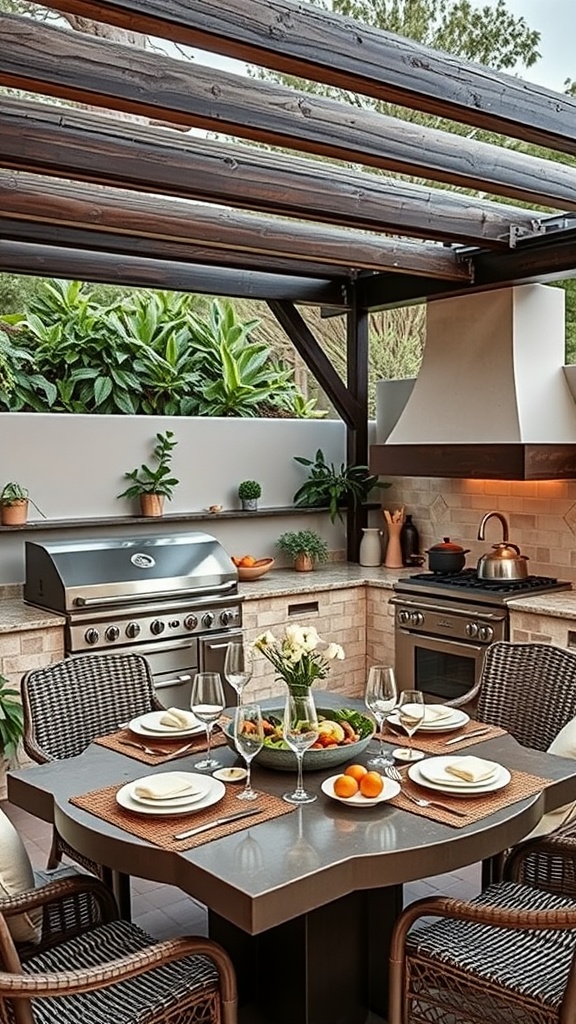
507;590;576;619
238;563;412;599
0;598;64;633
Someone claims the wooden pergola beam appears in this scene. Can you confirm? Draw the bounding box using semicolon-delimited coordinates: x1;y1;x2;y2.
0;172;470;281
3;16;576;211
39;0;576;156
0;100;539;248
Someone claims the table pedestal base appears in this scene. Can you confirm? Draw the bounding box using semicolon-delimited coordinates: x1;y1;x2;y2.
209;884;402;1024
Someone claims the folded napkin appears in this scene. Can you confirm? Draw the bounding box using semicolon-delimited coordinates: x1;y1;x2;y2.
159;707;197;729
423;705;454;723
444;756;497;783
133;776;200;800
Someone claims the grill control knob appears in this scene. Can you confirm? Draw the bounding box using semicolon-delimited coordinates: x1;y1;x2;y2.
465;622;479;639
220;609;237;627
105;625;120;642
85;628;99;646
150;619;165;636
478;625;494;643
125;622;140;639
397;610;411;625
410;611;424;627
184;614;198;631
202;612;215;628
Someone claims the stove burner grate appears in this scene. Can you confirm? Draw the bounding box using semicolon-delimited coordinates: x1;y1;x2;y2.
406;569;564;596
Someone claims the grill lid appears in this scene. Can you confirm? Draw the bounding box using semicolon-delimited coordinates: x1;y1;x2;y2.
24;533;238;613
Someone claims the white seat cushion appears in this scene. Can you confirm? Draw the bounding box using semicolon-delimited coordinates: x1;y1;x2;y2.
527;717;576;838
0;808;41;943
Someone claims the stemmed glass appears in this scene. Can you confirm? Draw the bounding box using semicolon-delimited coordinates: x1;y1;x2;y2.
364;665;398;770
224;642;253;705
282;691;319;805
234;702;264;801
395;690;425;761
190;672;225;771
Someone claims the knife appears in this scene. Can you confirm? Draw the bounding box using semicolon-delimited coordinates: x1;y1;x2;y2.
443;728;492;746
174;807;263;840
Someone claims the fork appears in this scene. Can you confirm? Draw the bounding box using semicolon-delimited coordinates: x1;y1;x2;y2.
119;739;193;759
402;791;469;819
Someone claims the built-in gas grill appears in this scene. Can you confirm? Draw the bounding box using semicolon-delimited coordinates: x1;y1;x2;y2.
24;533;243;708
391;570;571;702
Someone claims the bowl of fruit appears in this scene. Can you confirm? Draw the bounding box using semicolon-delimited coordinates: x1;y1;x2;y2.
225;707;375;771
232;555;275;581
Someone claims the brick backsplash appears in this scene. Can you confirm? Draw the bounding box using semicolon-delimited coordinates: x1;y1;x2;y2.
383;477;576;583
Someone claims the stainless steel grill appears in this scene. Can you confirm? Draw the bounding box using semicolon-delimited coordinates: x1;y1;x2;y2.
24;533;243;708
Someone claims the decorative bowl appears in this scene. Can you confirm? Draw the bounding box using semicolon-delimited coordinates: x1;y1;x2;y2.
224;707;376;771
237;558;275;581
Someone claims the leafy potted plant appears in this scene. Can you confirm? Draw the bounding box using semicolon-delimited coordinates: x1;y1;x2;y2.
238;479;262;511
277;530;329;572
117;430;179;517
0;482;45;526
0;674;24;766
292;449;389;523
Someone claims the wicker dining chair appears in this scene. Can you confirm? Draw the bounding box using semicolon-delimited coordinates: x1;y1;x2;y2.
0;870;238;1024
20;652;164;877
388;833;576;1024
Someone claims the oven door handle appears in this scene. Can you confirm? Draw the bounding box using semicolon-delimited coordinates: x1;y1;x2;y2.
72;582;237;607
390;596;506;621
155;674;192;690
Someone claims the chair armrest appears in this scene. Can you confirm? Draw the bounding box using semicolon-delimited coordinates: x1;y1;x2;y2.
0;936;238;1024
503;827;576;886
1;874;119;955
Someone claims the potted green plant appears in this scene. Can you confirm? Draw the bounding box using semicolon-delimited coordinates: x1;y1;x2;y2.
0;482;45;526
292;449;389;523
117;430;179;517
0;675;24;766
277;529;329;572
238;479;262;511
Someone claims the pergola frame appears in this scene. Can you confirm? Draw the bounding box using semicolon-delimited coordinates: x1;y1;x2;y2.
1;0;576;555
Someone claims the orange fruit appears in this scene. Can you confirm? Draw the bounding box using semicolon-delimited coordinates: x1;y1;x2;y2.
333;775;359;799
344;764;368;783
360;771;384;799
240;555;256;567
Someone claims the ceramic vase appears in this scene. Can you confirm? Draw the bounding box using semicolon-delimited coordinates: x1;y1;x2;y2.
384;523;404;569
359;528;382;567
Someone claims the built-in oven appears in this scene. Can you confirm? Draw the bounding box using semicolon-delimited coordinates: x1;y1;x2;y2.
390;595;508;704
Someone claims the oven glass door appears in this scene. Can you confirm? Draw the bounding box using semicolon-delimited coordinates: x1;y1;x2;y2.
396;630;485;702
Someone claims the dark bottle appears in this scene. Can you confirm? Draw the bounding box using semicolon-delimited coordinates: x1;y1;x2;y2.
400;514;420;566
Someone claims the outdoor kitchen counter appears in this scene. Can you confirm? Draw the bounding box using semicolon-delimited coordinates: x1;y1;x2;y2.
0;596;64;633
238;562;412;599
507;590;576;619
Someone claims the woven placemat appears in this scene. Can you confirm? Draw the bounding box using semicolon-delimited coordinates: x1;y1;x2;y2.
389;767;553;829
94;728;228;765
379;721;507;755
70;783;295;851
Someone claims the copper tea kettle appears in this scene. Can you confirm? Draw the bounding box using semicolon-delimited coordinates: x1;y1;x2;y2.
476;511;529;581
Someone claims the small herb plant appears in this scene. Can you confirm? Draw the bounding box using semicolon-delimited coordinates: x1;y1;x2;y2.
0;482;45;517
277;530;329;563
292;449;389;523
0;675;24;765
238;480;262;501
117;430;179;501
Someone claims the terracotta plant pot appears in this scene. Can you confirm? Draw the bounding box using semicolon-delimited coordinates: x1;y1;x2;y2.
294;553;314;572
139;493;164;517
0;500;28;526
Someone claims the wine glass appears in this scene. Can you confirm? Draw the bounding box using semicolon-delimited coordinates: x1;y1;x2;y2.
190;672;225;771
395;690;425;761
234;702;264;801
364;665;398;770
224;642;253;704
282;691;319;804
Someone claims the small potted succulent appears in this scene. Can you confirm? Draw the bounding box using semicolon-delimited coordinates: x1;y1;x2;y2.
277;530;329;572
0;482;45;526
238;480;262;511
0;674;24;766
117;430;179;517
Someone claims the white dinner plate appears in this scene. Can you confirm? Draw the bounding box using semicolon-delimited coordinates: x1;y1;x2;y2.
387;707;470;733
418;756;500;789
408;761;511;796
127;771;212;808
321;774;401;807
116;774;225;816
128;711;204;738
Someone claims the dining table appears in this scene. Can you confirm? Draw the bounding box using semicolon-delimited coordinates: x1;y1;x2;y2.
8;693;576;1024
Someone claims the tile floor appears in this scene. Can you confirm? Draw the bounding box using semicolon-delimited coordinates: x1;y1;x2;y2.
2;799;481;939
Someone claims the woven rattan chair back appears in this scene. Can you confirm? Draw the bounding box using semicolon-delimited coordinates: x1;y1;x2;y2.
21;652;163;763
477;641;576;751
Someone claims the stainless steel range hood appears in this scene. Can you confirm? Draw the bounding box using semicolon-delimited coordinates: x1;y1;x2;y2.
370;284;576;480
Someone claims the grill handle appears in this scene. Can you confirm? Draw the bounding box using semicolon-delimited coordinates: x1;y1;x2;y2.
155;674;192;690
73;582;237;607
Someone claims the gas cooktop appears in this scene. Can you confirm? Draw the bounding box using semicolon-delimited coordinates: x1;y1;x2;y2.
395;568;572;604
